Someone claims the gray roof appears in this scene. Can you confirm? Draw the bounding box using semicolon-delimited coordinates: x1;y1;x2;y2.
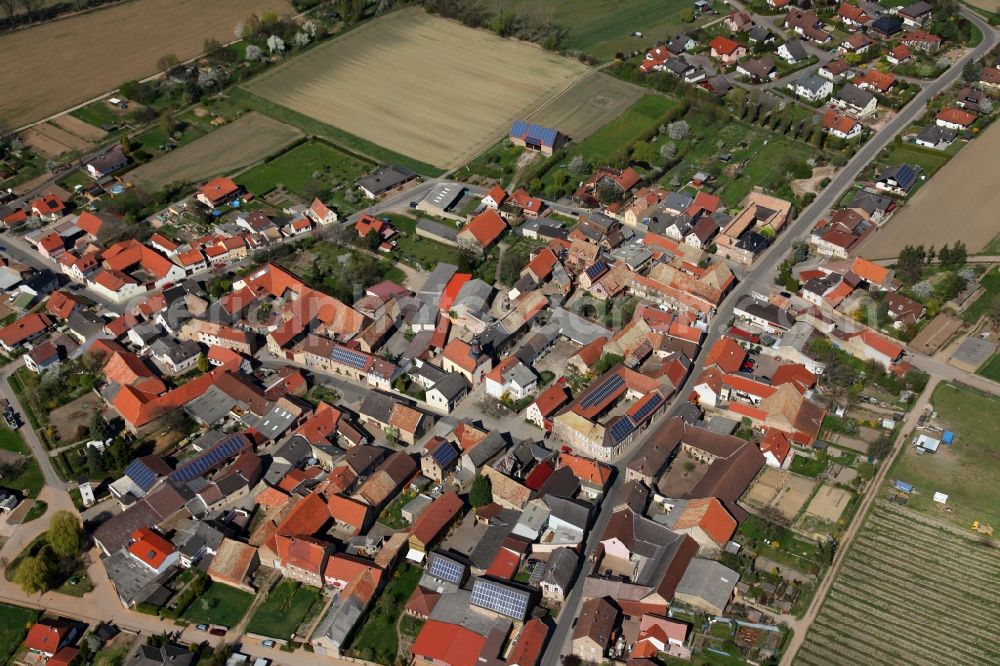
104;547;175;607
185;385;238;426
675;558;739;612
359;391;398;423
430;373;469;401
506;362;538;388
466;431;509;468
917;124;957;144
837;83;875;109
150;337;200;364
782;39;807;60
796;73;830;95
243;401;295;440
419;263;459;300
901;0;933;16
663;191;694;213
131;643;195;666
453;279;494;312
311;592;366;652
356;165;417;196
540;546;579;590
547;307;610;345
543;495;590;531
850;190;893;214
422;182;466;210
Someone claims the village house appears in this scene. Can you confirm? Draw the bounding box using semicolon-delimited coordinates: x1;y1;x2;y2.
509;120;566;155
708;36;746;64
356;165;417;199
196;177;240;209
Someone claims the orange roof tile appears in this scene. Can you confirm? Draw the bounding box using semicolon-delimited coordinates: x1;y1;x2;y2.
412;620;487;666
704;337;747;373
128;527;175;569
462;208;507;248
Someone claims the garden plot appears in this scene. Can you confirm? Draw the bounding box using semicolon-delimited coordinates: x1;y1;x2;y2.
772;475;816;521
743;467;786;507
802;485;850;523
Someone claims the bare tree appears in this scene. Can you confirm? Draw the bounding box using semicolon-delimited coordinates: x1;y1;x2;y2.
18;0;40;24
0;0;17;27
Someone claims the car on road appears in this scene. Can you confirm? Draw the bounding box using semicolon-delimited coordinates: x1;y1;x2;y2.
262;640;276;648
409;201;417;208
195;624;209;631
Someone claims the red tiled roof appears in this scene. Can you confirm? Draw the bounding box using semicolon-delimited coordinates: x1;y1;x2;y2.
936;107;976;127
559;452;612;487
704;337;747;373
410;491;463;546
761;428;791;465
198;177;239;204
128;527;175;569
24;622;71;655
327;493;370;533
673;497;736;546
507;619;549;666
710;35;742;56
411;620;487;666
45;291;82;320
532;384;570;418
850;257;890;285
486;185;507;204
324;553;382;587
440;273;472;312
771;363;817;393
462;209;507;248
485;546;521;580
76;211;104;236
0;313;51;348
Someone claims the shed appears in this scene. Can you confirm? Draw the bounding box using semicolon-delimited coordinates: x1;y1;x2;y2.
942;430;955;445
915;434;939;453
894;480;913;493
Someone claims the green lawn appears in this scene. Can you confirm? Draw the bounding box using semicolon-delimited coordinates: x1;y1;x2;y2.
350;564;422;664
377;490;417;529
511;0;711;61
570;95;675;160
0;604;37;664
962;266;1000;323
881;142;952;177
246;580;322;640
456;140;525;184
890;383;1000;528
181;582;254;628
228;88;444;176
70;101;124;129
238;140;373;211
789;454;827;478
977;354;1000;382
0;426;44;499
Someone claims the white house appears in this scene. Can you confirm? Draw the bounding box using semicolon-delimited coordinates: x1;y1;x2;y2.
789;74;833;102
484;358;538;400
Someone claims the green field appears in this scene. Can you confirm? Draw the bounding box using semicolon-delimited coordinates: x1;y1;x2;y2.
246;580;322;640
227;88;444;177
180;582;254;628
0;604;37;664
70;100;125;129
962;266;1000;323
238;140;373;212
350;563;422;664
881;141;955;177
789;455;827;478
978;354;1000;382
0;426;44;499
511;0;711;61
382;214;458;271
890;383;1000;528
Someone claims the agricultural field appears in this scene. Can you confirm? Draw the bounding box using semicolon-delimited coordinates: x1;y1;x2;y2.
795;502;1000;665
0;0;291;128
509;0;712;61
238;140;374;212
977;353;1000;382
889;382;1000;529
19;116;108;158
242;8;588;169
861;122;1000;260
127;112;302;190
526;73;647;143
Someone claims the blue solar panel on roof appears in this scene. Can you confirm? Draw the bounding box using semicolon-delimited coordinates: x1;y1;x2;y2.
170;434;247;483
631;393;664;424
579;374;625;409
511;121;558;147
470;578;530;619
608;418;635;444
331;346;368;370
125;459;158;491
428;553;465;584
431;442;459;468
584;261;608;280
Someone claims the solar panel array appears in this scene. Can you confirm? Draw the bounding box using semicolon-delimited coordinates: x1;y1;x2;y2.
631;392;664;424
580;374;625;410
511;121;559;148
427;553;465;584
125;458;158;491
431;441;459;469
470;578;531;619
170;434;248;483
607;417;636;445
331;346;368;370
584;261;608;280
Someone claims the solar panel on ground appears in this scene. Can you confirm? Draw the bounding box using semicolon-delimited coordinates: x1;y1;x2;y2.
125;459;158;491
170;434;248;483
631;393;664;423
427;553;465;584
331;346;368;370
579;374;624;410
470;578;530;619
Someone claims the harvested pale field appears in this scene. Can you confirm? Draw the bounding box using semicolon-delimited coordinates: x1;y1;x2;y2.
773;475;816;520
526;73;646;142
860;127;1000;259
50;115;108;143
803;485;850;523
127;112;302;189
909;313;963;355
0;0;291;128
243;8;589;168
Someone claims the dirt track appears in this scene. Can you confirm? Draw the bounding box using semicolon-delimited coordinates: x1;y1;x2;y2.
243;7;588;168
0;0;291;128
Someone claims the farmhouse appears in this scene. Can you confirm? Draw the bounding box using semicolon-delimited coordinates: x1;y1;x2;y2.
901;30;942;53
458;209;507;254
899;0;933;28
509;120;566;155
356;165;417;199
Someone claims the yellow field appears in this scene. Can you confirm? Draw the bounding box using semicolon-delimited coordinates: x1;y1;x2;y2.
242;8;590;168
861;127;1000;259
526;72;646;142
0;0;290;129
127;112;302;189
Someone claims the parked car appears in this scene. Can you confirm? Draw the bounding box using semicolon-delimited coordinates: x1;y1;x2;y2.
195;624;209;631
262;640;276;648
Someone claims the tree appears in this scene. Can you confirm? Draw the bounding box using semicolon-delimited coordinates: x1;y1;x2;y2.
89;412;111;442
659;141;677;160
470;474;492;507
567;154;589;174
667;120;689;141
245;45;264;61
293;31;311;47
266;35;285;53
679;7;695;22
158;111;175;138
196;353;210;373
896;244;925;283
17;0;40;24
85;444;104;477
156;53;180;72
963;59;982;83
14;556;50;594
48;510;82;558
0;0;16;26
203;38;223;55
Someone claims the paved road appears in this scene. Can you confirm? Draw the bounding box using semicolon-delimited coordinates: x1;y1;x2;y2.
541;11;996;666
778;376;940;665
